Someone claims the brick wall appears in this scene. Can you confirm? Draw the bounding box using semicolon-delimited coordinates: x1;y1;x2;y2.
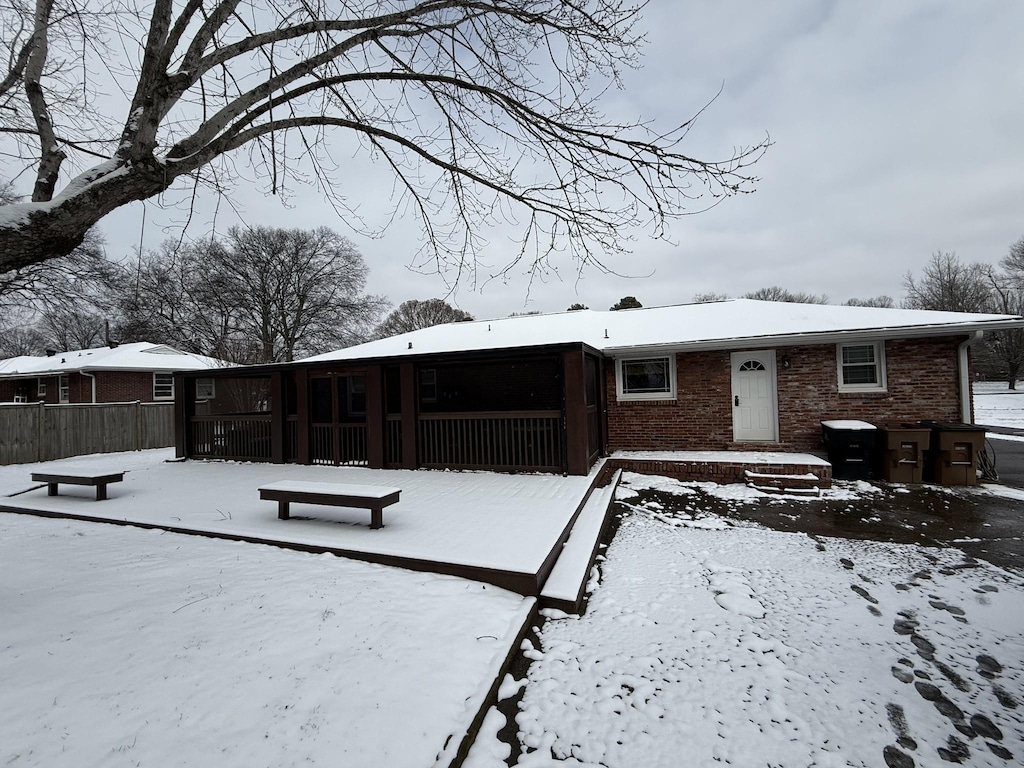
777;337;963;451
606;336;967;453
95;371;165;403
606;350;733;451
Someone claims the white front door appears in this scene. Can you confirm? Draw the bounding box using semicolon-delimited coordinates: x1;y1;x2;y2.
731;350;778;442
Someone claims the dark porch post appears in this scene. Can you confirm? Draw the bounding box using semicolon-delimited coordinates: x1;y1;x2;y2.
295;368;310;464
366;365;385;468
270;372;284;463
562;348;589;476
173;374;196;459
399;362;418;469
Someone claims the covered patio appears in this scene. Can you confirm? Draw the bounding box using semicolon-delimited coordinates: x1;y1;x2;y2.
174;345;605;476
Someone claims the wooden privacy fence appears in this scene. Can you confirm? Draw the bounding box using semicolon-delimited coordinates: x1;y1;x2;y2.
0;402;174;465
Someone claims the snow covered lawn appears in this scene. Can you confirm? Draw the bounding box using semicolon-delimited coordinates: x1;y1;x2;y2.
0;449;594;574
468;473;1024;767
0;513;533;768
975;381;1024;431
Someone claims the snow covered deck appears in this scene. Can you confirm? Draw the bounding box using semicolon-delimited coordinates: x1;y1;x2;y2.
0;450;614;599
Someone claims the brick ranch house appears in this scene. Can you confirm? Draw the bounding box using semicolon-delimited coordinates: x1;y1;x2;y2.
0;342;222;405
171;299;1024;476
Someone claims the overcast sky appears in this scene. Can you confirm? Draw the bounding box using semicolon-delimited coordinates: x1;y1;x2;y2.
98;0;1024;320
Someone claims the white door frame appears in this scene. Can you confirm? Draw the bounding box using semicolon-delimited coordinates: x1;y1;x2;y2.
730;350;779;442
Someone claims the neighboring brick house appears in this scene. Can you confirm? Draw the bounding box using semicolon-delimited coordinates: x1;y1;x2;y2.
0;343;223;405
172;300;1024;475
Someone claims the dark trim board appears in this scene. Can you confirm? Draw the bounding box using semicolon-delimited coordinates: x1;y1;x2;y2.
0;503;569;597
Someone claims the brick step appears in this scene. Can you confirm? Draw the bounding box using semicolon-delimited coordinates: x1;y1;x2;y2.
743;469;823;497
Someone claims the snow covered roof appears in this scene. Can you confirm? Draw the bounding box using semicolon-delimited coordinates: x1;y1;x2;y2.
304;299;1024;363
0;342;224;377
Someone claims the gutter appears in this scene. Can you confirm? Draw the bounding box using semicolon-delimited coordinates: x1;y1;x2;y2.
958;331;984;423
81;371;97;404
602;319;1024;357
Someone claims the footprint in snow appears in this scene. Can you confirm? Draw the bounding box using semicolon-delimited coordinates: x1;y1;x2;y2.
937;735;970;763
883;744;916;768
851;584;878;604
885;703;918;751
976;654;1002;679
840;557;854;570
928;600;966;617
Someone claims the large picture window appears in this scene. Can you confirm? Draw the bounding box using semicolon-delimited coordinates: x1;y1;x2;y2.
837;342;886;391
615;356;676;401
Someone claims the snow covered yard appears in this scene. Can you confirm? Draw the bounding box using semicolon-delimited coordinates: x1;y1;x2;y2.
468;473;1024;768
975;382;1024;431
0;513;533;768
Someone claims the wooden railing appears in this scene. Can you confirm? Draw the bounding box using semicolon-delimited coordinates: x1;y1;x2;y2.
190;414;272;460
418;410;562;472
311;424;368;466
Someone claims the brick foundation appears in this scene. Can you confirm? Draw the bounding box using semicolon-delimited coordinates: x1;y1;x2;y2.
599;457;832;487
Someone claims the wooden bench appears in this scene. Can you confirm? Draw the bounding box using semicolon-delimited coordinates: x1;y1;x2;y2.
258;481;401;529
31;471;125;501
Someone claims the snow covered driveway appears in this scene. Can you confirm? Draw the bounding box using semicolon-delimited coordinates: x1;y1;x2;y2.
0;514;533;768
478;476;1024;768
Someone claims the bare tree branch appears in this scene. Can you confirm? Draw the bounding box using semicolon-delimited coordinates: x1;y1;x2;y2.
0;0;769;285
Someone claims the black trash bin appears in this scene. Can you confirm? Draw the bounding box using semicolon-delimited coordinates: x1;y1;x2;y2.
878;423;932;484
820;420;880;480
918;421;986;486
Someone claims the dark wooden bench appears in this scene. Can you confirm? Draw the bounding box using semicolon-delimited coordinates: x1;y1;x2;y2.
258;481;401;529
31;471;125;501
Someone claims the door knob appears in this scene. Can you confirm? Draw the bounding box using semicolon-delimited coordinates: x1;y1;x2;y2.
734;395;739;406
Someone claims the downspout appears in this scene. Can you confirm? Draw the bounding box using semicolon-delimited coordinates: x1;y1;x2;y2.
81;371;97;404
958;331;983;423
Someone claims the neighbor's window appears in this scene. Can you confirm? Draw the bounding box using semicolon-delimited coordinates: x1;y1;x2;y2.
837;342;886;391
153;373;175;400
37;379;46;398
196;377;215;400
58;374;69;403
616;356;676;401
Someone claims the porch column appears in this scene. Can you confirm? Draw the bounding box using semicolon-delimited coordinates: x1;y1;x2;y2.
562;348;589;476
173;374;195;459
270;372;284;464
399;363;418;469
366;365;385;468
295;368;310;465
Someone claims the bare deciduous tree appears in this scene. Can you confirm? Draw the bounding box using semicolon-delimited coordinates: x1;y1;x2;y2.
110;226;386;363
375;298;472;338
844;296;895;308
902;252;991;313
743;286;828;304
0;0;767;282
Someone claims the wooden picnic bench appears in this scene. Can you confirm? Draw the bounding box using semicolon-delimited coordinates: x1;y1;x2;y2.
31;470;125;501
258;481;401;529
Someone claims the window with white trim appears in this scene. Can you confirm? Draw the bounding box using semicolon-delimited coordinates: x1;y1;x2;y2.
37;379;46;398
153;373;175;400
837;342;886;391
615;356;677;401
196;377;215;400
58;374;69;403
